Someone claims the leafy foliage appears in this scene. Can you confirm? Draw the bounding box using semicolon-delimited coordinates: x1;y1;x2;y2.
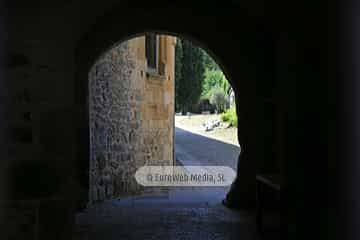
175;38;205;113
175;39;183;112
201;49;220;71
202;69;229;98
220;106;238;126
210;87;229;113
175;38;232;115
191;98;216;114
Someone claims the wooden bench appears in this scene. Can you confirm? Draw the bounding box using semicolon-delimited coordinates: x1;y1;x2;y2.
256;174;282;233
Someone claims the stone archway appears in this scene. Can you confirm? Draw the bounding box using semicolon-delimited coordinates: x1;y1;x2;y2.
3;1;344;239
75;5;272;209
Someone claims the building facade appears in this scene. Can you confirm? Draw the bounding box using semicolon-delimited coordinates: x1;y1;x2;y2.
89;34;176;203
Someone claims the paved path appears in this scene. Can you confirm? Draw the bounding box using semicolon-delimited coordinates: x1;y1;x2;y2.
74;197;255;240
172;126;241;205
175;127;240;169
72;127;263;240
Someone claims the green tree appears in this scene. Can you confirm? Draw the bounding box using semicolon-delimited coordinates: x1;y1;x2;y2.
175;39;183;112
200;49;230;100
201;69;229;97
201;49;220;71
175;38;205;114
210;87;229;113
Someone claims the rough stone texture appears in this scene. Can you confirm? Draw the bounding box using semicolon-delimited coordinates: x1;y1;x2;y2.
89;36;175;203
89;41;140;203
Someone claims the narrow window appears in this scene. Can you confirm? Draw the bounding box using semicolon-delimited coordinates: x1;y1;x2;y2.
145;33;157;70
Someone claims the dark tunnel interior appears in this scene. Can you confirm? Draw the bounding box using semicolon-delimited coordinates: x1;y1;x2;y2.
1;0;359;239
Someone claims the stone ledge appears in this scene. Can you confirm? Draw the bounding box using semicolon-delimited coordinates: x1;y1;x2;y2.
145;71;166;85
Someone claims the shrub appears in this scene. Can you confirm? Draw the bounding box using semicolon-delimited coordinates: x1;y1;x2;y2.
221;106;238;127
210;87;229;113
193;98;215;113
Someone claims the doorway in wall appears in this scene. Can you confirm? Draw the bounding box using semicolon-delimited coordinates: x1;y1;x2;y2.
86;33;239;205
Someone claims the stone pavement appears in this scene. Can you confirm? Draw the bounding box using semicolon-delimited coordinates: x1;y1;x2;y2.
74;192;256;240
73;127;255;240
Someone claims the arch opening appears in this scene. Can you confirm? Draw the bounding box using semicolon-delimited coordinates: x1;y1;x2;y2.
86;32;240;205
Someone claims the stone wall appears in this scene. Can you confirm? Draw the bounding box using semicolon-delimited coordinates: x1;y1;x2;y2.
89;36;175;203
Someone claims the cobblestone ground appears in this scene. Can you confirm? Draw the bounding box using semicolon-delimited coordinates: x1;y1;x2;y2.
74;194;255;240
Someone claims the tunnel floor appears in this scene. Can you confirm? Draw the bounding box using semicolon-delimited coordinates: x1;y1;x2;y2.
73;187;256;240
72;126;279;239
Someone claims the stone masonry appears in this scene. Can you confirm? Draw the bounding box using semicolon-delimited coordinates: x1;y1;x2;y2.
89;35;176;203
